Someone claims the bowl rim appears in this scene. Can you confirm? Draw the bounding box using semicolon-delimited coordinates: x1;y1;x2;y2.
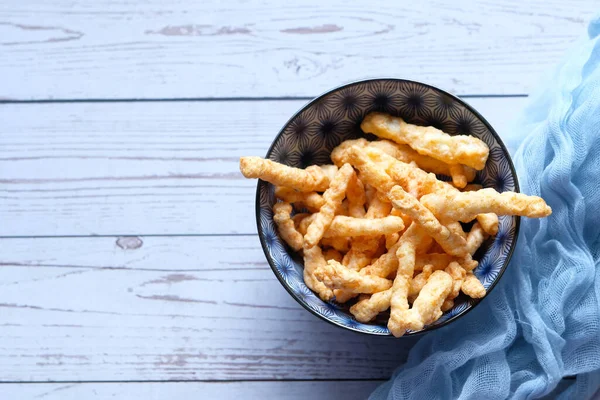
254;77;521;336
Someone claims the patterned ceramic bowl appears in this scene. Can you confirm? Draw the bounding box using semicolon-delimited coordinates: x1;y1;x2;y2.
256;79;519;336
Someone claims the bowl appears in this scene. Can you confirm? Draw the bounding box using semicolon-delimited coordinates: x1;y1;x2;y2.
255;78;519;336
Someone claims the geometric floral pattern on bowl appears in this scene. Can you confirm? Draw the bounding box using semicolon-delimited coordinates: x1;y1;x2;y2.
256;79;520;336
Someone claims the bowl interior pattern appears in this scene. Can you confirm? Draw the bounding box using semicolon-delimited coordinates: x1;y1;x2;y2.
256;79;519;336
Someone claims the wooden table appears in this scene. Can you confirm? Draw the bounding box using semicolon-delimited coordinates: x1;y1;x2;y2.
0;1;594;398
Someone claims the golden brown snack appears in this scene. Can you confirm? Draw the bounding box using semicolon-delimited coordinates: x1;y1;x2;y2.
385;232;400;250
320;236;351;253
420;188;552;222
415;253;454;272
273;202;304;251
466;222;489;256
444;261;467;303
369;140;474;188
304;164;354;248
319;164;339;182
389;270;453;336
323;248;343;263
275;186;325;212
477;213;499;236
331;138;369;166
463;183;483;192
361;112;490;170
350;289;392;323
240;157;329;192
296;213;316;236
461;273;486;298
314;260;393;294
303;246;334;301
292;213;310;229
346;171;367;218
408;264;434;301
447;221;467;240
324;215;405;238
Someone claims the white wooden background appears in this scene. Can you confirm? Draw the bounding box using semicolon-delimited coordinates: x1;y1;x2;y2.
0;1;594;398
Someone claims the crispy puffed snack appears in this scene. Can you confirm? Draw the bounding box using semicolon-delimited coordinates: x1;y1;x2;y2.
319;164;339;182
275;186;325;212
296;213;316;236
331;138;369;166
361;112;490;170
292;212;310;229
320;236;351;253
240;157;329;192
463;183;483;191
461;272;486;298
477;213;499;236
415;253;454;272
303;246;333;301
346;171;367;218
409;264;434;301
444;261;467;303
385;232;400;250
369;140;475;188
420;188;552;222
324;215;405;238
304;164;355;248
314;260;393;294
389;270;453;336
323;248;343;263
350;289;392;323
447;221;467;240
466;222;488;256
272;202;304;251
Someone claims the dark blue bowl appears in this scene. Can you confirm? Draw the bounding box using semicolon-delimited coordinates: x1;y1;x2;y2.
256;78;520;336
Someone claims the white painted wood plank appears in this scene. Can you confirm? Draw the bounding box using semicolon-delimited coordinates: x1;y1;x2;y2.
0;0;593;99
0;97;527;237
2;381;384;400
0;235;417;381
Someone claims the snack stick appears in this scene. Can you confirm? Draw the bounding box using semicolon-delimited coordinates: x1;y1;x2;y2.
390;270;453;336
368;139;474;188
361;237;403;278
408;264;434;300
477;213;499;236
461;273;486;298
303;246;333;301
463;183;483;192
346;171;367;218
304;164;354;247
350;289;392;323
275;186;325;211
447;221;467;240
331;138;369;167
444;261;467;302
466;222;488;256
320;236;351;252
386;232;400;250
323;248;343;263
361;112;489;170
314;260;393;294
297;213;316;236
319;164;339;182
441;299;454;312
420;188;552;222
240;156;329;192
415;253;454;272
388;186;469;258
272;202;304;251
324;216;405;238
292;213;310;229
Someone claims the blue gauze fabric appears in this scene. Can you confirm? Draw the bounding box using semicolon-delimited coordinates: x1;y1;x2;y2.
370;17;600;400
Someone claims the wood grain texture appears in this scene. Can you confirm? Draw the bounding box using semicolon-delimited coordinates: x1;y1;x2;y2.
2;381;384;399
0;97;527;237
0;235;419;381
0;0;593;100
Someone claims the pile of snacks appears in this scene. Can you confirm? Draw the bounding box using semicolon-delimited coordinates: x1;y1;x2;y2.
240;112;551;337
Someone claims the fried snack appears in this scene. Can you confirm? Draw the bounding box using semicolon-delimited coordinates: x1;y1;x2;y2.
337;199;349;216
461;273;486;298
409;264;434;301
466;222;488;256
441;299;455;312
324;216;405;238
303;246;333;301
444;261;467;303
272;202;304;251
315;260;393;294
420;188;552;222
304;164;354;248
319;164;339;182
389;270;453;336
323;248;343;263
331;138;369;166
447;221;467;240
361;112;489;170
292;213;310;229
346;171;367;218
350;289;392;323
361;237;403;278
240;157;329;192
463;183;483;192
275;186;325;212
386;232;400;250
477;213;499;236
415;253;454;272
296;213;316;236
369;140;475;188
321;236;351;253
